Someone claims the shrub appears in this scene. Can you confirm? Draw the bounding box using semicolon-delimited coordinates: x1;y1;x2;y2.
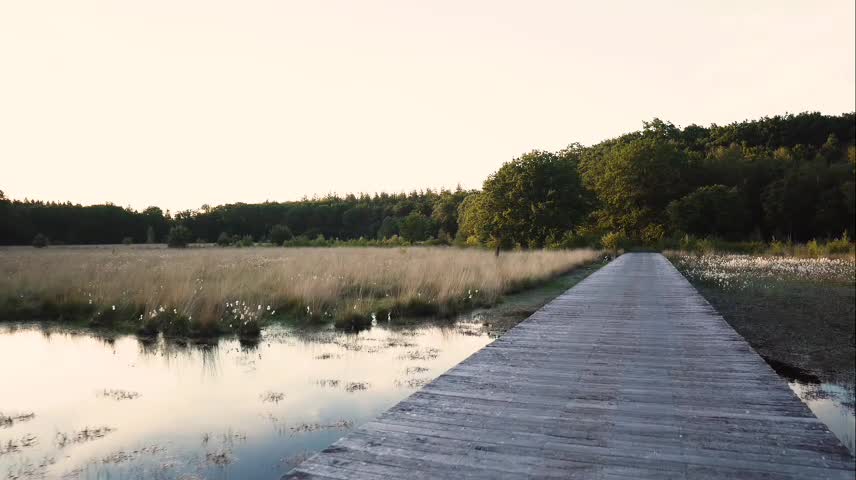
806;239;820;258
601;231;625;253
399;212;433;242
216;232;232;247
696;237;716;254
640;224;666;246
269;224;294;245
826;231;852;254
166;225;193;248
121;237;133;245
237;235;254;247
769;239;785;256
32;233;49;248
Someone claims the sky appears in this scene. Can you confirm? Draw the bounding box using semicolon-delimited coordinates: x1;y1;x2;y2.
1;1;854;212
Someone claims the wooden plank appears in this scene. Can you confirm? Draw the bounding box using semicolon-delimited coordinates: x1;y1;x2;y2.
284;253;855;479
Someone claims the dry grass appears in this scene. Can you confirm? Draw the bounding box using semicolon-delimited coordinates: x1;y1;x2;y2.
0;246;601;334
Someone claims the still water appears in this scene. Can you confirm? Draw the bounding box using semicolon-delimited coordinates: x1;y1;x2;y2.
0;321;491;480
764;358;856;455
2;321;854;480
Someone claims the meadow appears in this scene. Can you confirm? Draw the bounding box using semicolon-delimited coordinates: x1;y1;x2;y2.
0;246;601;337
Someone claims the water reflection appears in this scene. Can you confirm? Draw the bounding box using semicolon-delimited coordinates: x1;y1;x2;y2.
0;321;492;480
764;357;856;455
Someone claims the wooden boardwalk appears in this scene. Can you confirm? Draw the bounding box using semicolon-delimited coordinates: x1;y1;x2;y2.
285;253;855;479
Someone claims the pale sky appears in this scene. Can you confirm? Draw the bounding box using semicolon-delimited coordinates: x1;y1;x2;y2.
2;1;854;212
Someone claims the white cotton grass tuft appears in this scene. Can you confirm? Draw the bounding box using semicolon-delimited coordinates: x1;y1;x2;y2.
2;247;602;326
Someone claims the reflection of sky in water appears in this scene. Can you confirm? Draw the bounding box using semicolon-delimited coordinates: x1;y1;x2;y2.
788;381;855;455
0;322;492;479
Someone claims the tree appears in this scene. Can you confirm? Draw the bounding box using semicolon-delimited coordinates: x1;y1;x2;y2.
269;224;294;244
398;212;433;242
667;185;748;238
455;193;485;244
341;205;376;238
580;137;688;238
476;150;589;254
166;225;193;248
377;216;399;239
431;191;461;238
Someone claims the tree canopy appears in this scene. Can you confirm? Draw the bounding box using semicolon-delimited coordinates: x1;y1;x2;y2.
2;111;853;247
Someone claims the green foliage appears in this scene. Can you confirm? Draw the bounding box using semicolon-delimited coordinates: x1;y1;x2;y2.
377;216;399;239
826;231;853;254
166;225;192;248
580;134;687;238
399;212;434;242
601;231;625;252
268;224;293;245
470;150;589;253
806;239;820;258
769;239;786;256
1;112;853;249
667;185;748;238
640;224;666;246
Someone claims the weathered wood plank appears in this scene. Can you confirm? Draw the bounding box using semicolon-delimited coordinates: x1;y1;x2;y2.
284;253;855;479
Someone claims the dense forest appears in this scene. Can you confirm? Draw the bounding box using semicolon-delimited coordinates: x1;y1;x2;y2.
2;112;854;248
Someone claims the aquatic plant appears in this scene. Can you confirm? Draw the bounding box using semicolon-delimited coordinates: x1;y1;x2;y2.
0;412;35;429
260;391;285;403
98;389;141;401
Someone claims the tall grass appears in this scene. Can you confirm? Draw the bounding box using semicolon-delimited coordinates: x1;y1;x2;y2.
0;246;601;335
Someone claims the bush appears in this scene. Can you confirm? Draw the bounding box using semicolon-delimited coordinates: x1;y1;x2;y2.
32;233;49;248
640;224;666;246
806;239;820;258
399;212;434;242
237;235;254;247
826;231;852;254
122;237;133;245
769;239;786;256
166;225;193;248
216;232;232;247
269;224;294;245
601;231;625;252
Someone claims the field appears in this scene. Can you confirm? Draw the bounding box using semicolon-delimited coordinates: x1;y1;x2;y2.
0;246;601;336
668;252;855;382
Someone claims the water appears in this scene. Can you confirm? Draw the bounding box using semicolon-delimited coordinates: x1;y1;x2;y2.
3;321;853;480
0;321;491;480
790;382;855;455
764;358;856;455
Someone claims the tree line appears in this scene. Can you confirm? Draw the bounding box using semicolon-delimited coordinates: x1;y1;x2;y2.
2;111;853;249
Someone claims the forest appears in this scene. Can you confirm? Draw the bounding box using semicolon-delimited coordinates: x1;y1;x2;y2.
2;111;854;249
